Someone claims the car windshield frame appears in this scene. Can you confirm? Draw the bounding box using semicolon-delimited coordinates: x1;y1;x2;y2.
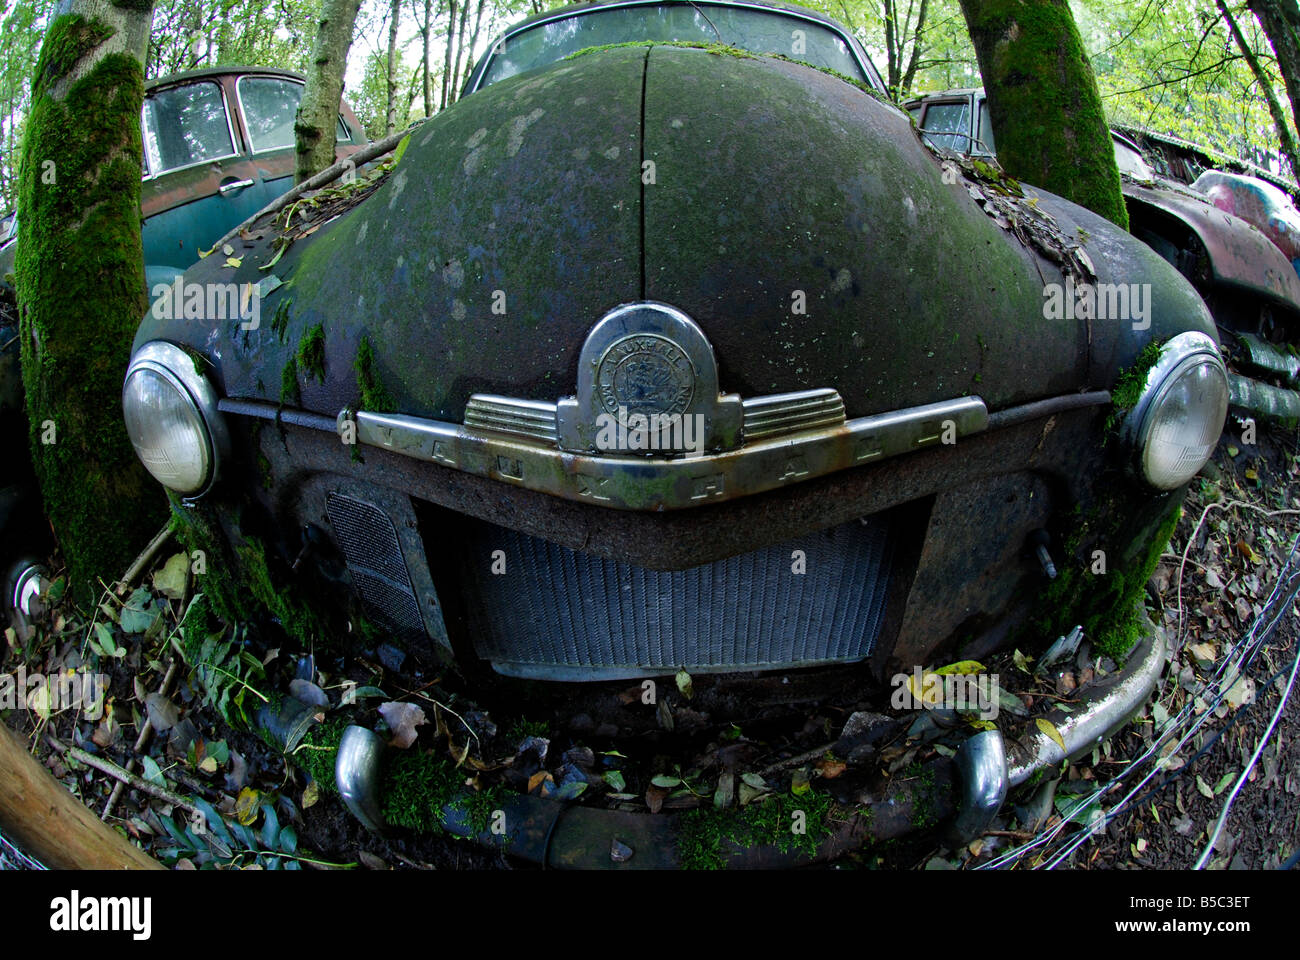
464;0;885;95
235;74;354;155
141;78;241;180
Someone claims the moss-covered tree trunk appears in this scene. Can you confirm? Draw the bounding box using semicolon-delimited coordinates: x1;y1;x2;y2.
1222;0;1300;182
295;0;362;182
957;0;1129;229
15;0;163;603
1248;0;1300;164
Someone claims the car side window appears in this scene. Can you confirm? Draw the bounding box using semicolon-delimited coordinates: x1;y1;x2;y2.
142;81;235;174
238;76;302;153
921;101;971;153
976;100;996;155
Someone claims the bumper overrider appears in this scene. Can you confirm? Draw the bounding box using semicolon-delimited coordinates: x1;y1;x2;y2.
122;301;1226;860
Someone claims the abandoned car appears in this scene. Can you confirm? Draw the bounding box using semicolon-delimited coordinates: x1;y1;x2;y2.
908;87;1300;427
1;66;364;620
123;0;1230;861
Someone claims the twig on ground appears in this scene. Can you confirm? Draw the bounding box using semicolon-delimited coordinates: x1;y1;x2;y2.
48;735;201;816
102;658;180;819
116;524;173;597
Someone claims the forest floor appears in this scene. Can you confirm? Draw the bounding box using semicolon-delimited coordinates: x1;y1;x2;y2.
1;421;1298;872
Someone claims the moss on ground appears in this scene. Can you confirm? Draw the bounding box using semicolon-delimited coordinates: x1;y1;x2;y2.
378;749;506;836
293;717;348;793
676;789;836;870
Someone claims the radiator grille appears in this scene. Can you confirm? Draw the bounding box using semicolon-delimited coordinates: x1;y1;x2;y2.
326;493;425;640
457;514;896;680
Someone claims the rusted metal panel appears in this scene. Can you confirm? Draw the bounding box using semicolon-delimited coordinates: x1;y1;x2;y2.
1124;181;1300;312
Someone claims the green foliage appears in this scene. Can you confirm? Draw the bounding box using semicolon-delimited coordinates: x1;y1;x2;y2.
296;322;326;383
176;595;269;728
154;796;338;870
292;716;348;792
676;789;836;870
354;335;395;412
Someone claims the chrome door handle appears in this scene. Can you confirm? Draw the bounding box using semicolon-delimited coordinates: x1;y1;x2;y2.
218;178;255;196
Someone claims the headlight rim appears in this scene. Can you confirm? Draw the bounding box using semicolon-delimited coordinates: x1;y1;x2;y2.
123;340;230;500
1123;331;1227;491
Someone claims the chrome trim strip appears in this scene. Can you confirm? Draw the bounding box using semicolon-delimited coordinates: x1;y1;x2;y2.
344;395;988;511
742;388;845;440
464;394;559;443
1006;615;1166;786
945;729;1008;847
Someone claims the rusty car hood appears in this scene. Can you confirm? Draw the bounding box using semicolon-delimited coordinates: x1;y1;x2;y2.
133;46;1214;426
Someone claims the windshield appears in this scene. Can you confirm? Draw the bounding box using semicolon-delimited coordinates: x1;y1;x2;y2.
476;3;873;90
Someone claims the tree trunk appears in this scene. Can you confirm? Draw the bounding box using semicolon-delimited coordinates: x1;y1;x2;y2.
14;0;165;603
384;0;401;136
422;0;433;116
0;722;160;869
899;0;930;98
448;0;470;107
1222;0;1300;180
461;0;486;92
295;0;363;182
1248;0;1300;162
440;0;457;110
958;0;1128;229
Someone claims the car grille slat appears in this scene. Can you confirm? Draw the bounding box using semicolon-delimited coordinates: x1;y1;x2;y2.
326;493;425;641
457;513;897;680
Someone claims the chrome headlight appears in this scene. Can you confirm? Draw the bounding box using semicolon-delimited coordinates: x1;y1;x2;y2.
1123;332;1228;490
122;341;229;497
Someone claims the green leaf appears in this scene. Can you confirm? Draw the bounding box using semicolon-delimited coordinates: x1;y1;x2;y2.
151;553;189;600
119;587;160;635
1036;717;1067;752
392;133;412;165
140;755;166;787
604;770;626;792
260;802;280;850
650;775;682;788
675;668;693;699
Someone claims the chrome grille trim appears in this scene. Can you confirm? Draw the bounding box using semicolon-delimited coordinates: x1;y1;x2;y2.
325;493;425;640
464;394;559;443
742;388;846;440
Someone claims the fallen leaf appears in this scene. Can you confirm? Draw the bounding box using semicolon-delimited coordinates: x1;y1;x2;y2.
151;553;189;600
675;668;693;700
377;701;426;748
235;788;262;826
289;679;330;709
1036;717;1066;753
144;693;180;732
302;781;320;810
645;785;668;813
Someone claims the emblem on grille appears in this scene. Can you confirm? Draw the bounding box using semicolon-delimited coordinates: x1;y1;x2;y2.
596;334;695;418
556;302;742;454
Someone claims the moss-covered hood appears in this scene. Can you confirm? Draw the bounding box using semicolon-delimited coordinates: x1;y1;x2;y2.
132;45;1214;422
